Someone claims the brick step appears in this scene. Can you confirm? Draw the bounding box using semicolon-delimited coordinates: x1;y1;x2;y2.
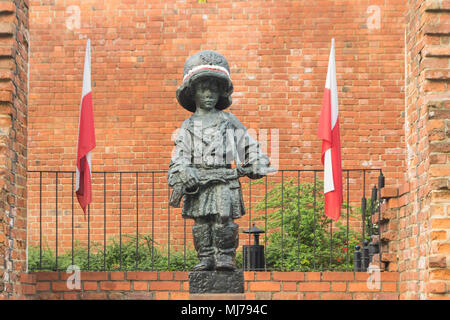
425;69;450;81
425;0;450;11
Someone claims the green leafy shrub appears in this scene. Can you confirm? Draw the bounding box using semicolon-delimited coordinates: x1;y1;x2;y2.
28;234;199;271
252;178;363;271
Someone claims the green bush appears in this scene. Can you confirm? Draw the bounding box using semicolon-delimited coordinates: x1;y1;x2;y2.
251;178;363;271
28;234;199;271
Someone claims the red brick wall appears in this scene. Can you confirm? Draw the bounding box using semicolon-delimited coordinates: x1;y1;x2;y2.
26;0;407;258
27;0;406;176
0;0;29;300
22;271;399;300
400;0;450;300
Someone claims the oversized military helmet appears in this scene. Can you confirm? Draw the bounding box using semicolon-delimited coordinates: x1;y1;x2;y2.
176;50;234;112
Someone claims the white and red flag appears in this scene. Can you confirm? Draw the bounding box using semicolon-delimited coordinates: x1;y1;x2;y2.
318;38;343;221
76;39;96;214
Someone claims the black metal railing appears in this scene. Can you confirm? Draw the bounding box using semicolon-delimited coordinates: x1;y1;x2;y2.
27;168;384;272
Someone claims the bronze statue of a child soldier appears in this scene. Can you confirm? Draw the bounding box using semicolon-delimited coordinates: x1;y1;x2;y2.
168;51;275;271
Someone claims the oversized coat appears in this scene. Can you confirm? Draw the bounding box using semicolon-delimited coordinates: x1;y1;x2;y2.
168;111;271;219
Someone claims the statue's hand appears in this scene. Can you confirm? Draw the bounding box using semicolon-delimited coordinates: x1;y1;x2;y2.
180;166;199;190
185;176;198;190
236;165;253;177
240;164;277;179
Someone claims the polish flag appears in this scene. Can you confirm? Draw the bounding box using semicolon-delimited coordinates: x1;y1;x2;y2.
318;38;343;221
76;39;96;214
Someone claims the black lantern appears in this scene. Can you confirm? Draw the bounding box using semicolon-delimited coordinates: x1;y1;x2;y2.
243;224;265;271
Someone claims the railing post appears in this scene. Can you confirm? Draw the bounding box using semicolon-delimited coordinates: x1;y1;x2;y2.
104;172;106;271
354;245;362;272
71;172;75;267
362;239;370;271
39;171;42;270
378;170;385;271
136;172;139;270
281;170;284;270
119;172;122;271
55;171;58;271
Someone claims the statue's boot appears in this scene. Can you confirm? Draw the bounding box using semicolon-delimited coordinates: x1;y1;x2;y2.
213;221;239;271
192;223;215;271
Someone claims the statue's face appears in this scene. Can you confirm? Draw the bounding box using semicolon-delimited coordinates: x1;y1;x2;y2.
193;79;220;111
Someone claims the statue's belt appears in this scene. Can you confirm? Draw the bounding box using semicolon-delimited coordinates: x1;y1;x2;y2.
194;167;241;183
169;167;241;208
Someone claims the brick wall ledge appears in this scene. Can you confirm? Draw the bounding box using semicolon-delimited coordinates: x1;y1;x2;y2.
15;271;400;300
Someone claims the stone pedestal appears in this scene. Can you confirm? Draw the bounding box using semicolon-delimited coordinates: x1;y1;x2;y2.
189;270;244;294
190;293;246;300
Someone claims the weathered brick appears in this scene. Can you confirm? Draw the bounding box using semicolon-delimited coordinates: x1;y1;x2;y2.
249;281;280;292
255;272;271;281
321;292;352;300
282;282;297;291
149;281;181;291
100;281;131;291
80;292;108;300
373;292;399;300
52;281;72;292
154;292;170;300
63;292;79;300
108;292;125;300
35;272;59;281
38;292;62;300
273;292;301;300
353;293;374;300
125;292;155;300
159;272;173;280
174;272;189;281
80;272;108;281
110;272;125;281
380;272;400;282
430;269;450;280
348;282;381;292
331;282;347;292
19;273;36;284
21;284;36;295
169;292;189;300
36;281;50;291
0;22;14;35
355;273;370;281
429;256;447;268
83;281;98;291
431;218;450;229
133;281;148;291
298;282;330;292
304;292;321;300
305;272;321;281
272;272;304;281
126;271;158;281
382;282;398;292
427;295;450;300
322;272;354;281
427;281;447;294
0;2;16;13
